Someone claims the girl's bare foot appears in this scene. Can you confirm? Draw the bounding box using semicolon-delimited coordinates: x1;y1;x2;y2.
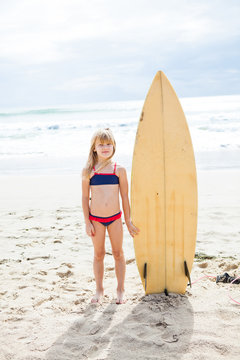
91;290;104;303
116;290;126;304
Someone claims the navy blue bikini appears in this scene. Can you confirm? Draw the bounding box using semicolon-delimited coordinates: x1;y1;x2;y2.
90;163;119;186
89;163;122;227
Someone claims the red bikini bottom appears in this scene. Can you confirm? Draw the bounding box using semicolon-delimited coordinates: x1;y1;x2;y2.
89;211;122;227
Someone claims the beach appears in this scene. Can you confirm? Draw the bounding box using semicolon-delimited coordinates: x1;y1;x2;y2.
0;168;240;360
1;0;240;357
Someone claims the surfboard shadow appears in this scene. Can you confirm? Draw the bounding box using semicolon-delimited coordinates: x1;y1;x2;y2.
45;293;193;359
104;293;194;359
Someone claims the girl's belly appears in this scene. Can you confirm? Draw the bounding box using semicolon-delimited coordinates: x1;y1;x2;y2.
90;185;120;217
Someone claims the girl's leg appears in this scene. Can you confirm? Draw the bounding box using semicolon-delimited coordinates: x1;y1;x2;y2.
91;220;106;303
107;218;126;304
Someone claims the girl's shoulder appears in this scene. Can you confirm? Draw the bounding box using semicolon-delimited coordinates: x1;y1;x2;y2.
82;167;94;179
82;167;88;176
115;164;126;176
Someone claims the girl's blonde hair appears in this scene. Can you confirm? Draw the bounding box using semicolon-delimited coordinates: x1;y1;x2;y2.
85;128;116;177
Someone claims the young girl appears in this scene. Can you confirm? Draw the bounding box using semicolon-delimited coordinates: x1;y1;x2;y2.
82;128;139;304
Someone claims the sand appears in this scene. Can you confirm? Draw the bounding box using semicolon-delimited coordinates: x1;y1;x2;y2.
0;169;240;360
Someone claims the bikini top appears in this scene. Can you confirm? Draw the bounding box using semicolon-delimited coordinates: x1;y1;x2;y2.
90;163;119;186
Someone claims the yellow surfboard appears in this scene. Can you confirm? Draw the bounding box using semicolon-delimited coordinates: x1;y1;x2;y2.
131;71;198;295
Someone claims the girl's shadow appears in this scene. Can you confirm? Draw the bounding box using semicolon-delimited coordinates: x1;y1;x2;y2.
46;294;194;360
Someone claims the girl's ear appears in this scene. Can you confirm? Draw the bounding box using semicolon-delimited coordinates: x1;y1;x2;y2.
93;141;98;153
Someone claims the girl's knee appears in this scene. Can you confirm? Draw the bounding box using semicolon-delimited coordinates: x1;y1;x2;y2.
112;249;124;261
94;251;105;261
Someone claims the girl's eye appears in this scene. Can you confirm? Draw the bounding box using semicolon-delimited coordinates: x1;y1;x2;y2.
97;143;112;148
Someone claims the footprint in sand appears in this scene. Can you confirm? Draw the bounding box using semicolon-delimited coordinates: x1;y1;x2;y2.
162;333;179;343
0;290;8;296
74;298;86;305
34;296;54;307
89;324;102;335
224;263;239;271
56;270;73;278
0;259;9;265
198;262;208;268
38;270;47;276
20;215;34;220
155;321;168;328
61;285;77;292
61;263;73;268
126;258;135;265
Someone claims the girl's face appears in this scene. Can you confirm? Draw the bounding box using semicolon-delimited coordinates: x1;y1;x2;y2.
94;139;114;160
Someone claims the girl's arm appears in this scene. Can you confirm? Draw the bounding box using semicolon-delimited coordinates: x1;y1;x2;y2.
82;169;95;237
118;167;139;237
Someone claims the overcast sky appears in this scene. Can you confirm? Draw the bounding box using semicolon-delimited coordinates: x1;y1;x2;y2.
0;0;240;108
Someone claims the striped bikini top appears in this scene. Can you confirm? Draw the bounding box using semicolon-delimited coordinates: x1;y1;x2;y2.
90;163;119;186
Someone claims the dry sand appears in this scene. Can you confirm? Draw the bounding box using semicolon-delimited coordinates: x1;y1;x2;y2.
0;170;240;360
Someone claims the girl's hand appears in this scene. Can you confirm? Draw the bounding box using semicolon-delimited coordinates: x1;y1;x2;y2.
85;222;95;237
126;221;140;238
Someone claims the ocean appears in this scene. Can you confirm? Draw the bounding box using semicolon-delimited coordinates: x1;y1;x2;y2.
0;94;240;175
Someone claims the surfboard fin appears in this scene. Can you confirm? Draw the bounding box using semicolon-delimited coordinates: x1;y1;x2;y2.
143;263;147;291
184;260;192;288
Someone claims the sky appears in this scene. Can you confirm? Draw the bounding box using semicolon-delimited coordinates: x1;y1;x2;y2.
0;0;240;108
